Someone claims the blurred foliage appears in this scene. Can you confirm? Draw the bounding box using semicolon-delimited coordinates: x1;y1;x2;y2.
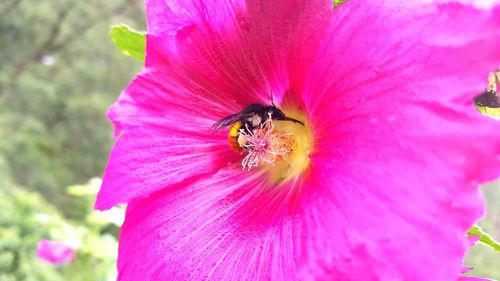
465;183;500;279
0;0;499;280
0;178;124;281
0;0;144;219
0;0;142;280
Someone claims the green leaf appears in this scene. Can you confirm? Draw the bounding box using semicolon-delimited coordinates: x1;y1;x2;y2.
468;225;500;252
109;25;146;62
333;0;348;8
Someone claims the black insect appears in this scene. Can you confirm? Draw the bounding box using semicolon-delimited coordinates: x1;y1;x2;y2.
473;70;500;118
212;103;304;152
212;103;304;131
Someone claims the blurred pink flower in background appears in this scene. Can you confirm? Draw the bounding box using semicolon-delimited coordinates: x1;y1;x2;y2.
95;0;500;280
36;239;75;265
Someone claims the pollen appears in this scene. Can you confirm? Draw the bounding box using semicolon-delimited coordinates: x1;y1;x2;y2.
239;114;294;170
270;108;313;182
238;110;313;183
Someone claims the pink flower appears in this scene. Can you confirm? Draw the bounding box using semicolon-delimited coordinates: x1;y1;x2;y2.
36;239;75;265
96;1;500;280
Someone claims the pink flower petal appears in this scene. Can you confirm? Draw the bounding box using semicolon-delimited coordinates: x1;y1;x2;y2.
468;235;481;245
295;150;486;280
461;265;474;274
145;0;333;103
36;239;75;265
303;2;500;127
105;69;236;137
118;169;307;280
95;74;240;210
293;2;500;280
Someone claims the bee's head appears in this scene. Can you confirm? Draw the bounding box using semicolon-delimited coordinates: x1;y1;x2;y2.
268;106;305;125
267;106;287;120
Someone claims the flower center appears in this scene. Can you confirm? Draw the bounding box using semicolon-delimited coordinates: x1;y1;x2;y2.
239;115;294;170
237;109;313;182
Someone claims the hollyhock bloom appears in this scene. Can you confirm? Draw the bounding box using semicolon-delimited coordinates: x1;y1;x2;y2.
36;239;75;265
96;0;500;280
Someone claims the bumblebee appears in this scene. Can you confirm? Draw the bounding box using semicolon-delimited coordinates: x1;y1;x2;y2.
212;103;304;152
473;70;500;118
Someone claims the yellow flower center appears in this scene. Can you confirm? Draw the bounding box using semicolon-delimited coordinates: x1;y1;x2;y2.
237;107;313;183
268;108;313;183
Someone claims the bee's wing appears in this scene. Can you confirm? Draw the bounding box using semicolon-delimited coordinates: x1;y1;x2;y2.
212;112;248;129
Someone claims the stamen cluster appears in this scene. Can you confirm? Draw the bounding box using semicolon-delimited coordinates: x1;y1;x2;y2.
239;116;294;170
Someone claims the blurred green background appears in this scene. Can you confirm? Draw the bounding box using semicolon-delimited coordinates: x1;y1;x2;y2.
0;0;142;280
0;0;498;280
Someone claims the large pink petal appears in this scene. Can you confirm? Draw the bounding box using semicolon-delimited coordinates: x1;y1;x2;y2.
292;2;500;280
304;1;500;185
117;169;307;281
106;69;238;137
144;0;333;109
303;2;500;124
96;71;241;210
95;126;236;210
295;141;489;280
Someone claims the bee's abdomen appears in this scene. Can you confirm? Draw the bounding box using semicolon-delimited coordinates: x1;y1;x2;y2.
228;121;243;152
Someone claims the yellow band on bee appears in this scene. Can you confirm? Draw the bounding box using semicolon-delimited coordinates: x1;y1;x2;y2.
474;103;500;117
228;121;243;152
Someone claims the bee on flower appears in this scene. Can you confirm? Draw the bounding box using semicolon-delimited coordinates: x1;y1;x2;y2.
95;0;500;280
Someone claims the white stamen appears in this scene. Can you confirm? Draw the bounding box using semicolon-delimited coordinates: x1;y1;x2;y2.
239;113;293;170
